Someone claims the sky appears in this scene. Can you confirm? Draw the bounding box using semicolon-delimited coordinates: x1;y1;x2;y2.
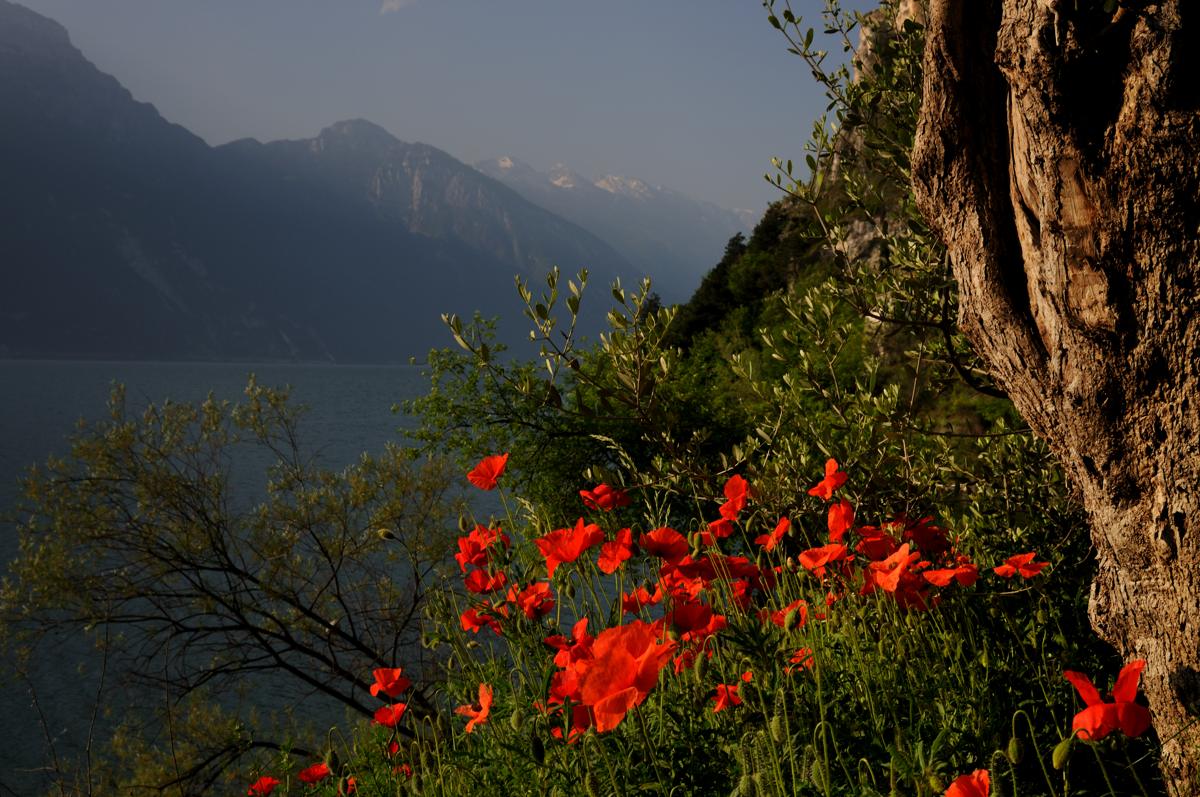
15;0;876;215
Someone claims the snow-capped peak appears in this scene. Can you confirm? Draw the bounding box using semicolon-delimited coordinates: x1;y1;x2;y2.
595;174;655;200
548;163;585;189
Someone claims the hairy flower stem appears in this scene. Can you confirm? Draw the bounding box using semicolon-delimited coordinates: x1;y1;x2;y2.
634;705;669;795
1012;709;1058;797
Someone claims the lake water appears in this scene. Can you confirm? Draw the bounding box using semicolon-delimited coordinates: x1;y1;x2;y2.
0;360;432;792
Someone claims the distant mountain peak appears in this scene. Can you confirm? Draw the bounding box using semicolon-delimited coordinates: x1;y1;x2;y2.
595;174;655;200
316;118;401;152
0;0;73;56
548;163;589;190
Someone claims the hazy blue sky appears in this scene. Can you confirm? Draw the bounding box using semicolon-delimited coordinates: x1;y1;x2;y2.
17;0;875;214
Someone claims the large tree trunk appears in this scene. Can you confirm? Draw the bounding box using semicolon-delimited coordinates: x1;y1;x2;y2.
911;0;1200;790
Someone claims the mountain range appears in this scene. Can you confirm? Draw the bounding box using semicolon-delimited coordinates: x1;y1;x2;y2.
476;157;752;303
0;0;748;362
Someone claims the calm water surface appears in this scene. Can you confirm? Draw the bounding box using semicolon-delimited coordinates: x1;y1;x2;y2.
0;360;430;791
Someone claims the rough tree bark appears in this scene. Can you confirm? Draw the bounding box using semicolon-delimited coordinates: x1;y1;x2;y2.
911;0;1200;790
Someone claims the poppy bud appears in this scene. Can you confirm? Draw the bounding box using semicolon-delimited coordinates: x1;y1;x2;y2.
530;732;545;765
769;714;784;743
509;708;524;732
378;528;397;541
1052;736;1074;770
783;609;801;632
693;652;708;684
977;646;989;668
739;681;755;704
584;773;601;797
563;581;576;599
1036;607;1048;625
736;774;753;795
458;515;472;533
786;556;798;572
926;773;943;792
1007;736;1025;764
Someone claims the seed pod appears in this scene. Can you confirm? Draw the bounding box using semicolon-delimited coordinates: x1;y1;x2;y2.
1007;736;1025;764
1052;736;1074;770
530;731;545;765
783;609;801;632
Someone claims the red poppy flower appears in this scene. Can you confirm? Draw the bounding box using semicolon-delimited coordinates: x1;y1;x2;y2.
544;618;594;669
855;524;900;561
785;648;814;675
798;543;852;578
298;762;331;785
712;682;742;712
1064;659;1151;740
621;584;662;615
638;527;690;563
460;605;502;635
993;552;1048;578
467;453;508;490
580;483;631;511
807;458;848;500
508;581;555;619
867;544;920;593
395;763;413;778
945;769;989;797
712;672;751;713
719;474;752;520
373;702;408;728
763;598;807;629
454;524;509;572
464;568;508;594
901;515;951;558
597;527;635;574
578;620;676;732
754;516;790;552
454;683;493;732
827;499;854;542
536;518;605;578
703;517;735;545
369;667;412;698
248;776;281;796
923;561;979;588
667;601;728;644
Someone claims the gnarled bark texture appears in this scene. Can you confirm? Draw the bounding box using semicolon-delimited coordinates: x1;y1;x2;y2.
912;0;1200;789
